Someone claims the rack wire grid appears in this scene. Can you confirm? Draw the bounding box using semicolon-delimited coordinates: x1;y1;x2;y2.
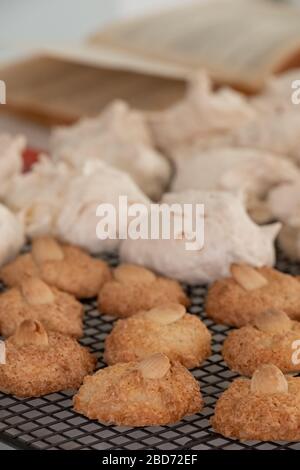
0;249;300;451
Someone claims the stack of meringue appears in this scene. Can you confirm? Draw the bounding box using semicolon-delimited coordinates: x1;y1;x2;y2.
1;68;300;278
50;100;171;201
0;134;25;266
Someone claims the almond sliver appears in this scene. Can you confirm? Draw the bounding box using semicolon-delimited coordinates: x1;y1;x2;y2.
147;304;186;325
254;309;292;334
114;264;156;284
21;278;55;305
32;237;64;264
138;353;170;379
12;320;49;349
230;264;268;291
250;364;288;394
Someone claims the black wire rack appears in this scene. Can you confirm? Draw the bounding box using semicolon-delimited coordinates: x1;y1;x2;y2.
1;250;300;451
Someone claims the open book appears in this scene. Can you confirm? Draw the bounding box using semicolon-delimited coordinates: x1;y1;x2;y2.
1;0;300;124
90;0;300;92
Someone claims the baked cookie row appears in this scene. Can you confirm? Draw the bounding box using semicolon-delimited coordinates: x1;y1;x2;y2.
205;262;300;376
206;264;300;441
0;320;204;426
212;364;300;442
0;236;189;336
0;238;209;426
2;239;300;437
212;308;300;440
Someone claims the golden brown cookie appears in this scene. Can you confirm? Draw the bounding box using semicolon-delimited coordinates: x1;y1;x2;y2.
212;364;300;441
98;264;189;318
73;353;202;426
0;320;96;397
223;309;300;376
205;264;300;326
0;277;84;338
104;303;211;368
0;237;111;298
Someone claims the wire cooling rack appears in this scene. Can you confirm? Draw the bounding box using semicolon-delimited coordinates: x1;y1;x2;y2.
1;250;300;451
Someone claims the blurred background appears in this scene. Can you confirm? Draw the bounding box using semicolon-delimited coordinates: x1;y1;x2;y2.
0;0;184;144
1;0;300;144
0;0;182;61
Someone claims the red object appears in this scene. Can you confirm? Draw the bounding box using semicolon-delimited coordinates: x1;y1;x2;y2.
22;147;43;172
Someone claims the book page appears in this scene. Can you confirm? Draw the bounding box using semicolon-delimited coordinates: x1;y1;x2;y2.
89;0;300;91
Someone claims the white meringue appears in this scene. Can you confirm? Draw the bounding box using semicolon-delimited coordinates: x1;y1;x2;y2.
147;71;256;153
266;180;300;260
55;161;150;254
120;190;280;285
277;224;300;261
50;100;171;200
0;134;25;199
3;156;71;238
51;100;152;149
229;110;300;164
251;69;300;113
172;147;300;223
3;154;150;253
0;204;24;267
267;181;300;226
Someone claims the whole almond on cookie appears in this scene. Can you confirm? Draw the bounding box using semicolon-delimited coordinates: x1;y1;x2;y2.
0;237;111;299
250;364;288;394
114;264;155;284
206;265;300;326
11;320;49;349
146;304;186;325
254;309;292;334
104;305;211;369
21;278;55;305
73;356;202;426
211;364;300;441
98;263;189;318
32;237;64;264
230;264;268;291
138;353;171;379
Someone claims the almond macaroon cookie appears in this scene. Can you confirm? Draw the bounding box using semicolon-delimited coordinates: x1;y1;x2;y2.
0;320;96;397
0;236;111;298
104;303;211;368
223;309;300;376
205;264;300;326
212;364;300;441
73;353;202;426
98;264;189;318
0;277;84;338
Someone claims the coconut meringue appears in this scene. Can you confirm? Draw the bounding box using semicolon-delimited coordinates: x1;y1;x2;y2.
55;161;150;253
0;204;24;267
265;181;300;261
172;147;300;223
267;181;300;225
50;100;171;200
120;190;280;285
251;69;300;113
3;156;71;238
229;109;300;164
266;181;300;261
0;134;25;199
147;71;256;153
